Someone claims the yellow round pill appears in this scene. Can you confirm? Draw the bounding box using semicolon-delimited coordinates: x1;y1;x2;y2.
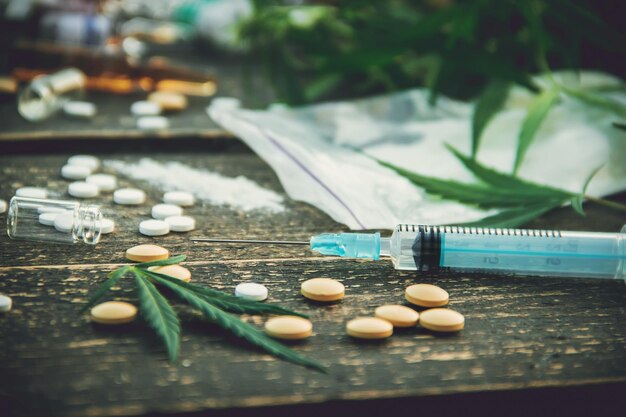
148;91;188;111
405;283;449;307
346;317;393;339
264;316;313;340
90;301;137;325
374;305;419;327
125;244;169;262
419;308;464;332
148;264;191;282
301;278;345;302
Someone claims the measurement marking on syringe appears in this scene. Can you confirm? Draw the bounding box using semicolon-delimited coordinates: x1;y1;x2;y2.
443;248;624;259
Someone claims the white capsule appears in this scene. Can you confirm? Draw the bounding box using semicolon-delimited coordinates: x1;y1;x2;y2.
96;218;115;234
67;155;100;170
61;164;92;180
137;116;169;130
164;215;195;232
86;174;117;192
0;199;6;214
38;212;59;226
151;203;183;220
163;191;194;207
235;283;268;301
139;219;170;236
0;294;12;313
16;187;48;199
68;181;99;198
131;100;162;116
54;211;75;233
113;188;146;205
63;100;97;118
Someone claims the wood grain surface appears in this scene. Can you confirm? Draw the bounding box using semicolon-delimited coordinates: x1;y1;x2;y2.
1;142;626;417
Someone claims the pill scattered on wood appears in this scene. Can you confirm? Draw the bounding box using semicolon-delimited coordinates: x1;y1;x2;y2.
63;101;97;118
68;155;100;171
61;164;91;180
131;100;161;116
0;199;7;214
374;305;419;327
264;316;313;340
405;283;449;307
113;188;146;205
96;218;115;234
148;265;191;282
235;282;268;301
68;181;99;198
16;187;48;199
137;116;169;130
419;308;465;332
151;204;183;220
148;91;188;112
139;219;170;236
0;295;12;313
164;215;195;232
163;191;194;207
301;278;345;302
346;317;393;340
125;244;169;262
90;301;137;325
86;174;117;192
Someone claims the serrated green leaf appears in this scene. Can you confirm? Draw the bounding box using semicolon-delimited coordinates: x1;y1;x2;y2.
571;196;585;216
562;86;626;118
79;266;131;314
149;274;325;372
304;73;342;101
134;271;181;362
514;87;560;174
471;80;510;158
133;255;187;269
459;202;559;228
572;165;604;216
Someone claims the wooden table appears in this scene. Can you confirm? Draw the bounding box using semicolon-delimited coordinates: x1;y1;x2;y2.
1;135;626;417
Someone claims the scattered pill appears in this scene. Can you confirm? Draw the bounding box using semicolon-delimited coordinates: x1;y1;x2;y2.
405;284;449;308
149;265;192;282
346;317;393;340
54;211;75;233
301;278;345;302
96;218;115;234
264;316;313;340
38;212;59;226
0;295;12;312
126;244;169;262
148;91;188;111
131;100;161;116
163;191;195;207
0;199;6;214
419;308;465;332
68;155;100;170
61;164;91;180
235;282;268;301
151;203;183;220
90;301;138;325
16;187;48;199
68;181;99;198
86;174;117;192
139;219;170;236
63;100;97;118
164;215;195;232
374;305;420;328
114;188;146;205
37;206;66;214
137;116;169;130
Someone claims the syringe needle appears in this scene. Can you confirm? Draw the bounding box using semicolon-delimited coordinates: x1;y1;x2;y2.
192;238;309;245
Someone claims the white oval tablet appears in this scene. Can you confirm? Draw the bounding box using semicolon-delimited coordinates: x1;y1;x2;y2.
68;181;99;198
86;174;117;192
0;294;12;313
164;215;195;232
0;199;6;214
38;212;59;226
151;203;183;220
163;191;194;207
16;187;48;199
63;100;97;118
114;188;146;205
61;164;92;180
96;218;115;234
54;211;75;233
235;283;268;301
131;100;162;116
139;219;169;236
67;155;100;170
137;116;169;130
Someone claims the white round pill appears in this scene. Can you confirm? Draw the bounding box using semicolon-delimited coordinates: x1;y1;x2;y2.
68;181;99;198
0;294;12;313
54;211;75;233
164;215;195;232
137;116;169;130
63;100;97;118
114;188;146;205
96;218;115;234
86;174;117;192
235;283;268;301
0;199;6;214
16;187;48;199
67;155;100;170
38;212;58;226
61;164;91;180
131;100;162;116
151;204;183;220
163;191;195;207
139;219;170;236
37;206;66;214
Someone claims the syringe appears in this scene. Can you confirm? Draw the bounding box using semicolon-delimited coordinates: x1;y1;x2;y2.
193;224;626;280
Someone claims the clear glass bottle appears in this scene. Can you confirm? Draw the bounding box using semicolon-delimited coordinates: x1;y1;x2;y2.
7;197;102;245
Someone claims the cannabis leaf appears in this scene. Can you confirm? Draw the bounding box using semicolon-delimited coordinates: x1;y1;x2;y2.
79;266;130;314
471;80;510;158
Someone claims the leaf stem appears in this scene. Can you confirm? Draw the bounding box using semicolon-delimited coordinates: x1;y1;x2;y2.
584;195;626;212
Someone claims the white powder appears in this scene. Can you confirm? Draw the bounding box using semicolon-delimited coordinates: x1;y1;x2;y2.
105;158;285;212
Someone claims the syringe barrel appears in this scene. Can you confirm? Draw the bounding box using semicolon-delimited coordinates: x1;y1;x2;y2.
388;224;626;280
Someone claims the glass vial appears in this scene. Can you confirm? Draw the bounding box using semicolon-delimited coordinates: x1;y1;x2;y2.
7;197;102;245
17;68;86;122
